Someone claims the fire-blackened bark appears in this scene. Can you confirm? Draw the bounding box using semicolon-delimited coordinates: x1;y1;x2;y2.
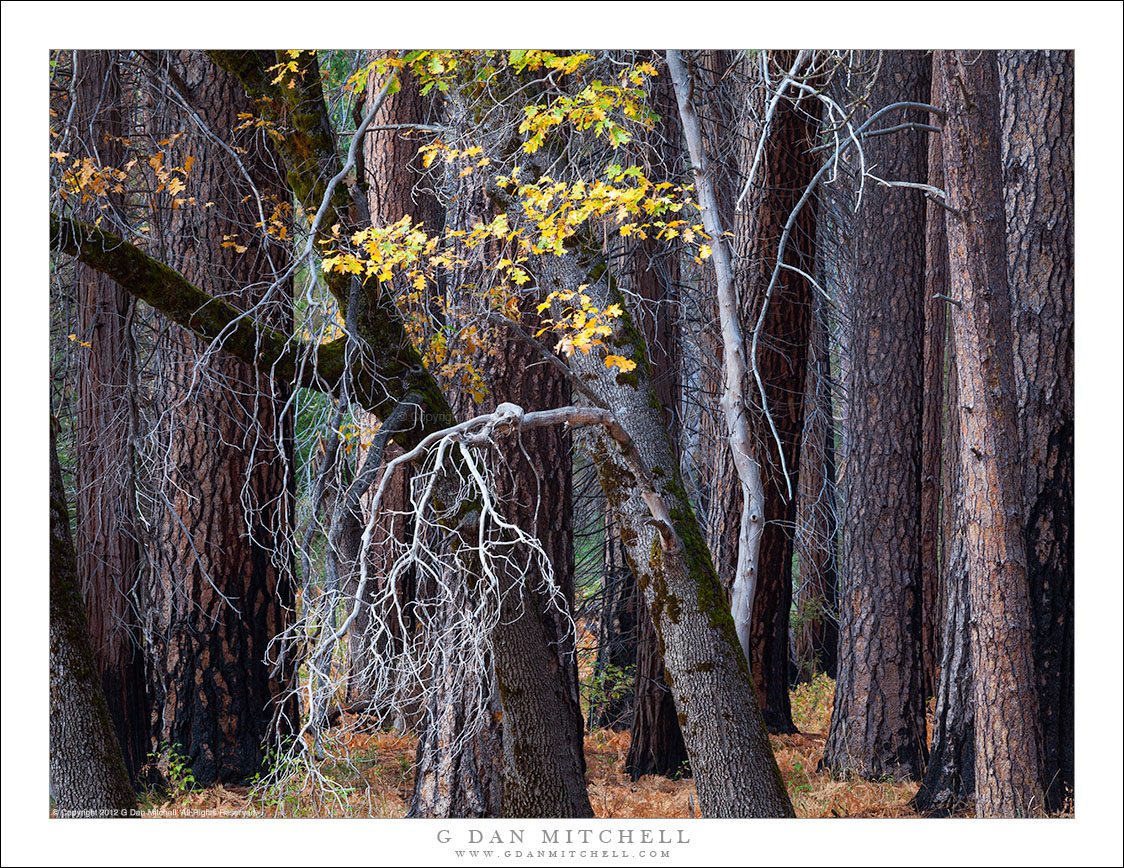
914;304;975;815
51;419;137;816
822;50;929;781
144;51;295;787
999;49;1075;812
71;49;150;784
938;49;1044;818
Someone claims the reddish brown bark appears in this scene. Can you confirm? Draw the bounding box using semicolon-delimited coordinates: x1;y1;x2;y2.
144;51;295;787
71;49;150;783
938;49;1044;818
736;52;817;734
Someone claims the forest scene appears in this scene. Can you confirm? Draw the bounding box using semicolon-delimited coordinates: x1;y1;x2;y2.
42;42;1090;833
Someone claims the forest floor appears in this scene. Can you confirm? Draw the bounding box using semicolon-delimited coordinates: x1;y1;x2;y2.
133;674;935;819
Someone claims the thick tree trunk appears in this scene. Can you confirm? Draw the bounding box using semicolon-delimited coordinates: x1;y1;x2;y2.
144;51;295;787
71;49;150;784
938;49;1045;818
481;338;591;817
620;188;690;777
822;50;930;781
544;248;794;817
734;52;817;734
50;419;137;816
998;49;1075;812
626;593;690;780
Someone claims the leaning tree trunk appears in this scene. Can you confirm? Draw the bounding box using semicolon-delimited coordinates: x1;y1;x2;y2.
998;49;1075;812
938;48;1045;818
620;66;690;777
71;49;150;783
143;51;295;787
822;49;930;781
544;245;794;818
50;419;136;816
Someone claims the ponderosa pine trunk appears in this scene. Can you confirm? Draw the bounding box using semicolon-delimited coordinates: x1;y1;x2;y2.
71;49;150;784
143;51;295;787
913;58;975;815
822;49;929;781
998;49;1075;812
914;292;975;815
739;56;818;735
938;48;1045;818
50;419;137;816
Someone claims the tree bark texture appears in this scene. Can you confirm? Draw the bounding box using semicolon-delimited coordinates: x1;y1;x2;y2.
938;48;1045;818
544;248;794;817
734;52;818;734
71;49;150;784
998;49;1075;812
919;87;948;702
823;50;930;781
144;51;295;787
914;294;976;815
51;419;137;816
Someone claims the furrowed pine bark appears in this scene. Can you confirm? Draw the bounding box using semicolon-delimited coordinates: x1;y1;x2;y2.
919;75;948;701
914;61;976;814
998;49;1075;812
71;49;150;783
938;48;1045;818
823;49;930;781
914;285;975;815
50;419;137;816
143;50;296;786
